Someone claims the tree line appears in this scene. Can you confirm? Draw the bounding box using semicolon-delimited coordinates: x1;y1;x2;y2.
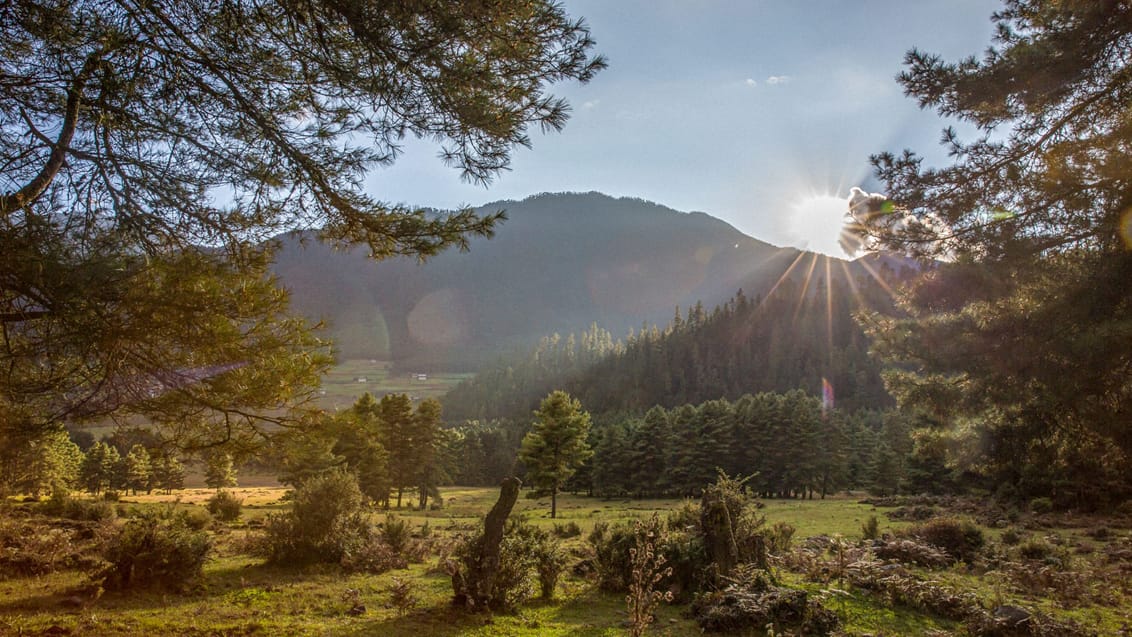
444;271;902;424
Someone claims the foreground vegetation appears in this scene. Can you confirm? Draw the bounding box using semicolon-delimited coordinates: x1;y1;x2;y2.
2;485;1130;636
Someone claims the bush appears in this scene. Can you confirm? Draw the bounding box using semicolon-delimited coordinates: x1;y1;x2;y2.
552;520;582;538
40;492;115;522
380;514;411;554
503;519;566;602
206;491;243;522
692;566;839;635
875;538;952;569
861;515;880;540
909;517;984;563
340;536;408;574
99;511;212;591
0;516;104;577
764;521;795;554
450;517;565;611
1000;527;1024;546
588;521;638;592
257;470;373;564
1017;538;1054;561
1030;497;1054;514
180;507;213;530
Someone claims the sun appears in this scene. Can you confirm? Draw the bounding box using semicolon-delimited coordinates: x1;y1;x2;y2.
787;194;854;258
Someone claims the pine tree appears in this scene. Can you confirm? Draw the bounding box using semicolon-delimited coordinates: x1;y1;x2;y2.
859;0;1132;505
151;452;186;494
122;445;152;495
204;452;238;491
518;391;593;518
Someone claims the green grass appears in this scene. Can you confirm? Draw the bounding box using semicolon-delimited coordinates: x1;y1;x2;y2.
317;359;472;410
3;488;1130;636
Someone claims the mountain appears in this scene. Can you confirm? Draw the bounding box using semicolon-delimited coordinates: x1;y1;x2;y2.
272;192;813;369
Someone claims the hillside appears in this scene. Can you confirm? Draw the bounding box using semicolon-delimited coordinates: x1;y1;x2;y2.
272;192;805;369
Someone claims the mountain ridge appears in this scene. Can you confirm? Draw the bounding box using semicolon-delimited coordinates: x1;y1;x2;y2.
270;192;886;370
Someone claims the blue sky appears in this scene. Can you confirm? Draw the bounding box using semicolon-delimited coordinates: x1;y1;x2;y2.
365;0;1001;257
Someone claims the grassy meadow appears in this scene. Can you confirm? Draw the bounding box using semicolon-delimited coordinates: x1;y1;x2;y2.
2;487;1130;636
317;359;473;411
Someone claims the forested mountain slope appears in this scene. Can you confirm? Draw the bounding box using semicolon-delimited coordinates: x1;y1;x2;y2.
272;192;805;369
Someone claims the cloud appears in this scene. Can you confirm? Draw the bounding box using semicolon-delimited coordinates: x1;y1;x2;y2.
766;75;790;85
582;100;600;110
745;78;757;87
843;187;952;258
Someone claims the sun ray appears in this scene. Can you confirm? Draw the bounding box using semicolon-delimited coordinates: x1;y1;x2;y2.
855;256;897;300
836;259;865;308
761;250;808;306
792;252;820;324
824;255;833;365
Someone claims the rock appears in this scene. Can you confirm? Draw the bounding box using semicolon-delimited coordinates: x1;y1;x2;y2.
993;604;1032;627
347;604;366;616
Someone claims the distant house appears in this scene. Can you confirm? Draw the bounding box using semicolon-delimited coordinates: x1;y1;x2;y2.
355;377;367;383
415;373;428;381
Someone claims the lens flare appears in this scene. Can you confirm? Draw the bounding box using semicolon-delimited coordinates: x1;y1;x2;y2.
1121;208;1132;250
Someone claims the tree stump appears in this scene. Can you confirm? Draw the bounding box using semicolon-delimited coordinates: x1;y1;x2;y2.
452;476;522;610
701;487;739;582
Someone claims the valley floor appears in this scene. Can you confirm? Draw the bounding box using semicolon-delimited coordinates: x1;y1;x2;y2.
1;487;1130;636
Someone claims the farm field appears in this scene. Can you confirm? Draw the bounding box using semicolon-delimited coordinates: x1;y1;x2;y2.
316;359;472;410
2;487;1130;636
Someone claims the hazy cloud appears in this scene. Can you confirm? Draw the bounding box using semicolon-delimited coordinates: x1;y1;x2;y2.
582;99;600;109
845;187;952;258
745;78;757;87
766;75;790;85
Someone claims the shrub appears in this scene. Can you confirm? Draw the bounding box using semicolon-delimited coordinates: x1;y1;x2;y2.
380;514;411;555
40;492;115;522
764;521;795;554
340;537;407;574
102;491;120;502
1030;497;1054;514
909;517;984;563
588;521;638;592
552;520;582;538
99;511;211;591
1017;538;1054;561
257;470;373;564
692;566;839;635
450;517;565;610
666;500;701;533
0;516;103;577
180;507;213;530
861;515;880;540
1000;527;1024;546
206;491;243;522
387;577;418;615
627;514;673;637
875;538;952;569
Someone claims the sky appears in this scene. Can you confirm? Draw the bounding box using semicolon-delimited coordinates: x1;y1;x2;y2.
365;0;1002;258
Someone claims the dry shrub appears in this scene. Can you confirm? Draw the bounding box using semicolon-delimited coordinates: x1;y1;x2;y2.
874;538;952;569
340;537;408;574
387;577;418;615
626;514;673;637
846;558;980;621
0;516;106;577
997;561;1095;607
965;605;1094;637
206;491;243;522
691;565;839;635
888;504;937;521
98;511;211;591
907;517;985;563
